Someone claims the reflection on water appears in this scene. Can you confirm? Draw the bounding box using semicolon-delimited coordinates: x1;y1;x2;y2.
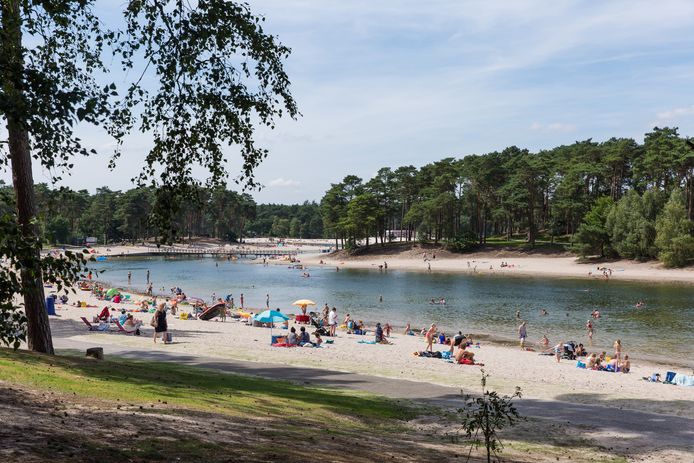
92;256;694;365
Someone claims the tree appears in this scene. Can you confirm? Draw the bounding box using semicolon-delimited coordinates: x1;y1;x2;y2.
655;189;694;267
572;196;614;257
606;190;658;260
0;0;296;353
45;217;70;245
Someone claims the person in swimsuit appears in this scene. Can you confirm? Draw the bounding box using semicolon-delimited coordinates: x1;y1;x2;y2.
518;321;527;349
425;324;437;352
614;339;622;361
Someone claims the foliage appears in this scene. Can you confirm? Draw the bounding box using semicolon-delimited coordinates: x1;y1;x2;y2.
572;196;614;257
459;370;523;463
655;189;694;267
606;190;659;260
0;213;90;348
448;230;480;253
0;0;297;352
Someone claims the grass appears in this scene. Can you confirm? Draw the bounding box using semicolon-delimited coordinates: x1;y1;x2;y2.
0;348;415;428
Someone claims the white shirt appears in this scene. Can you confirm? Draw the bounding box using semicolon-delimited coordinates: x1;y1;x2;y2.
328;310;337;325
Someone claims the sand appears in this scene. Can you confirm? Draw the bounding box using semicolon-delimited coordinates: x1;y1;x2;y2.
301;252;694;284
49;286;694;419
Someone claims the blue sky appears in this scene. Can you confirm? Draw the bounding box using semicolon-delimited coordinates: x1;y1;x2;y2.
5;0;694;203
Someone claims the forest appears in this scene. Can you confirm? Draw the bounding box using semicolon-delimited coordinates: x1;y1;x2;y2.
1;126;693;267
319;127;694;267
0;183;321;244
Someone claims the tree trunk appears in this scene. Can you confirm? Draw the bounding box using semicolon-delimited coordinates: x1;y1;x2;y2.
2;0;54;354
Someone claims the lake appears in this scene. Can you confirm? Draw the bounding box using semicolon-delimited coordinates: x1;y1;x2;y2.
91;256;694;366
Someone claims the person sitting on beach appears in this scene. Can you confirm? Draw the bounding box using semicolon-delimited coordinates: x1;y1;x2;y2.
59;294;69;304
540;335;550;353
97;306;110;322
118;309;128;326
404;323;414;336
454;347;475;364
343;313;353;331
575;343;587;357
298;326;312;346
313;331;323;347
286;327;298;346
586;353;598;369
620;355;630;373
122;314;142;335
375;323;392;344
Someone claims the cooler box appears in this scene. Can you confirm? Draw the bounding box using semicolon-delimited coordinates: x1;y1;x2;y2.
45;297;56;316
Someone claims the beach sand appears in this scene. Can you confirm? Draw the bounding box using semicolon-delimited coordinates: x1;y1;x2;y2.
50;286;693;419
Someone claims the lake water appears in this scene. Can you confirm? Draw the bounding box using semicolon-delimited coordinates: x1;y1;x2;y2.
91;256;694;366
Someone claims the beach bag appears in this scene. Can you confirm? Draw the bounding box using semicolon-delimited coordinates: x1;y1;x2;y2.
150;314;157;327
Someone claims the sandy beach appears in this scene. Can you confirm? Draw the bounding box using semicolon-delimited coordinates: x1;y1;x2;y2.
49;285;694;420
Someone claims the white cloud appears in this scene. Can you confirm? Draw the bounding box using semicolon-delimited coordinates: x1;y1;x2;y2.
654;105;694;124
268;177;301;187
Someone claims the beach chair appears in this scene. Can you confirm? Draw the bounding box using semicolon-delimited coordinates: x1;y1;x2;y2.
113;320;136;335
80;317;105;331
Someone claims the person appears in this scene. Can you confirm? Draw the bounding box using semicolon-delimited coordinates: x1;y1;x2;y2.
586;319;594;343
127;271;132;285
266;294;270;309
586;353;598;369
343;313;352;328
146;269;150;284
379;294;383;303
122;314;142;334
298;326;311;346
427;262;431;271
425;323;436;352
240;293;244;308
375;323;391;344
540;334;550;352
383;323;391;337
383;261;388;270
518;321;527;349
286;327;298;346
575;343;586;356
614;339;622;361
118;309;128;326
313;331;323;347
553;341;563;363
539;309;548;316
404;322;413;335
88;270;92;280
146;282;153;296
454;347;475;364
59;294;69;304
322;303;330;323
152;303;168;343
515;310;521;319
97;306;110;322
328;307;337;336
620;355;631;373
449;331;465;352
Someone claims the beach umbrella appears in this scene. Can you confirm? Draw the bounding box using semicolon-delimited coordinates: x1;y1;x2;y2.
106;288;120;297
292;299;316;306
253;309;289;342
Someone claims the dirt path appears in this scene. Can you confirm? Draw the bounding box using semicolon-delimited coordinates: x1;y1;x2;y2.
55;337;694;462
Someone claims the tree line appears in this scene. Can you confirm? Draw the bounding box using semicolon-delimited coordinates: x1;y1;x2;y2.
319;127;694;267
0;182;322;244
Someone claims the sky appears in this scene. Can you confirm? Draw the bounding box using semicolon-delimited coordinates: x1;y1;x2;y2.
4;0;694;203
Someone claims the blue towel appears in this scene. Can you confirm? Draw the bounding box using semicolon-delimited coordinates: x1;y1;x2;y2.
665;371;677;383
441;351;452;359
358;340;377;344
672;374;694;387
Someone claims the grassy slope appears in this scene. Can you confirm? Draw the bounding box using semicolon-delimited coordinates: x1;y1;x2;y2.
0;348;627;463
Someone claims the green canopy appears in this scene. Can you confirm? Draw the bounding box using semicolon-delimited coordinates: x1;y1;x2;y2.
106;288;120;297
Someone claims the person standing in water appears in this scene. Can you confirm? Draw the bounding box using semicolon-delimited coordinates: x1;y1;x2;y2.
586;319;594;345
266;294;270;309
518;321;527;349
240;293;244;309
614;339;622;361
127;271;132;285
146;269;150;284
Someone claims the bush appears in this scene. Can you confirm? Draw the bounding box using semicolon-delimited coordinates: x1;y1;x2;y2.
448;231;479;253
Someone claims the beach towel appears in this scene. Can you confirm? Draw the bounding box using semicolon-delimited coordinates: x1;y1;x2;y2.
672;374;694;387
358;340;377;344
665;371;677;384
576;361;586;369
